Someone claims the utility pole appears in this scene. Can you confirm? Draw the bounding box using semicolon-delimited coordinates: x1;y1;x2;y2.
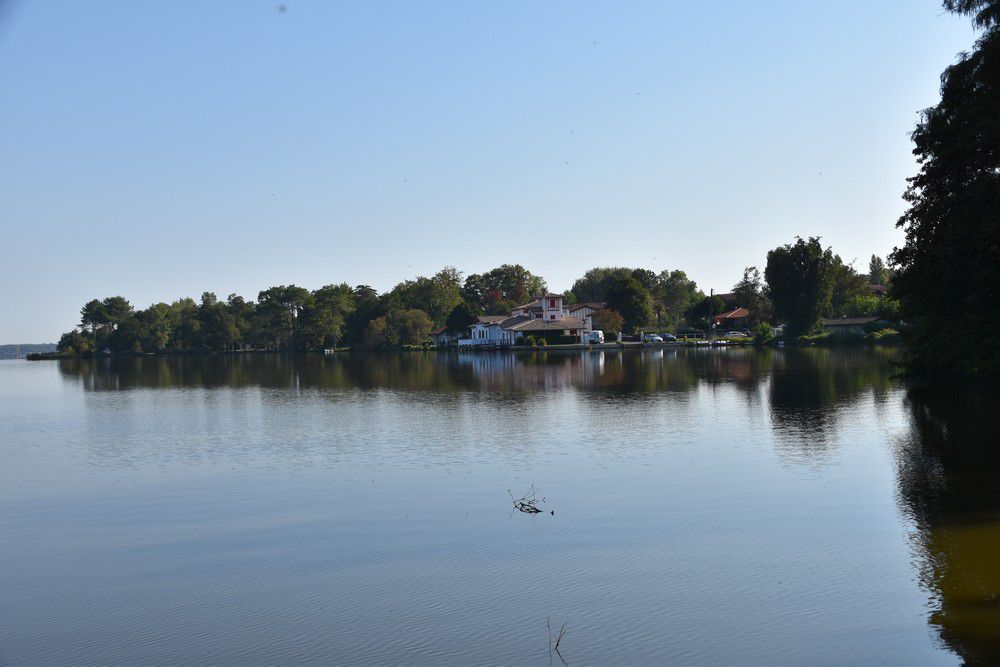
709;288;715;343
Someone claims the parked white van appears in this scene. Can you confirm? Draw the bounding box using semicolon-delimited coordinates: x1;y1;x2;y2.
589;330;605;344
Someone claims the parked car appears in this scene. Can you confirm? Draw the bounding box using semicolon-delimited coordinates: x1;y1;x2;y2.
589;330;605;344
661;333;677;342
644;334;664;343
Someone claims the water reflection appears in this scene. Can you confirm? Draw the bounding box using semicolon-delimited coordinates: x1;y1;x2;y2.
58;348;904;470
895;386;1000;663
769;348;896;465
58;347;899;397
35;347;1000;662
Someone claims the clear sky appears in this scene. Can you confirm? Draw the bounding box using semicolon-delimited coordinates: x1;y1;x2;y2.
0;1;978;342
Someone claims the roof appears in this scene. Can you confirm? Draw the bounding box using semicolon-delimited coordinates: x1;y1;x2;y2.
507;316;586;332
469;315;534;329
542;293;564;299
500;315;534;329
430;326;448;335
565;301;604;312
868;284;888;295
823;316;877;326
713;307;750;321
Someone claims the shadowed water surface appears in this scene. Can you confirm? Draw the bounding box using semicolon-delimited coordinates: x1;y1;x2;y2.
1;348;997;664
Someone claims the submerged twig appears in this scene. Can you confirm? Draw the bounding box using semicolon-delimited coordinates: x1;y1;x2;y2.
547;616;568;665
509;483;550;515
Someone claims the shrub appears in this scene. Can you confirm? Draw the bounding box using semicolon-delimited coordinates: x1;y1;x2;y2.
539;334;579;345
866;328;902;344
798;331;834;344
863;319;894;334
752;322;773;345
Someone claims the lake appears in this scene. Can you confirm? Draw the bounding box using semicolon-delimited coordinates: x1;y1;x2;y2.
2;348;999;665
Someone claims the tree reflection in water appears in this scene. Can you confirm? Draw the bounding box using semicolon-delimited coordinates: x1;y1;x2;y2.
768;347;895;466
895;386;1000;664
52;347;1000;660
58;347;895;398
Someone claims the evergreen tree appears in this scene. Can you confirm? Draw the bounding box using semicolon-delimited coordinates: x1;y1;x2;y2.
868;255;889;286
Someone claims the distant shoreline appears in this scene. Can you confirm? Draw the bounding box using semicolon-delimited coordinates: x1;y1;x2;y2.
26;336;900;361
1;343;57;360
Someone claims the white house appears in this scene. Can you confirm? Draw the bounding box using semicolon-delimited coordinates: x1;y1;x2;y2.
460;294;592;346
464;315;522;346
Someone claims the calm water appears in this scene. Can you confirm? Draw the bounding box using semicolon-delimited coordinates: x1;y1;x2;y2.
2;348;999;665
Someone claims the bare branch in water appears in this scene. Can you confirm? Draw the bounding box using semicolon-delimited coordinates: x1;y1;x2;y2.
509;483;551;515
547;616;568;665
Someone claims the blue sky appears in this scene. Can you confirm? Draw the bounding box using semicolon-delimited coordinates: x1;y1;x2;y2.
0;1;977;342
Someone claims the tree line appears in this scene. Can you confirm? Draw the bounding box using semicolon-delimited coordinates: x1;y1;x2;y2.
57;247;899;355
567;245;897;340
58;264;543;354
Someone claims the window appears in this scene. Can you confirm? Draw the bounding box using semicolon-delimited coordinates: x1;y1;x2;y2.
549;314;555;320
549;299;556;307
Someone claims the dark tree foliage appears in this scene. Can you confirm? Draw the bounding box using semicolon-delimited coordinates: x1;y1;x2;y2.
343;285;383;346
362;316;391;349
828;256;870;318
445;301;480;334
731;266;773;326
299;283;355;350
568;267;657;304
59;285;357;354
383;267;463;325
254;285;312;350
868;255;889;286
765;237;835;338
659;269;702;327
891;0;1000;378
79;296;133;344
686;295;725;330
57;330;92;354
461;264;546;314
604;274;653;334
198;292;241;351
389;309;434;346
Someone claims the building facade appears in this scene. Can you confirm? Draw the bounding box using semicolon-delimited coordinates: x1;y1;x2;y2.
460;294;592;346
